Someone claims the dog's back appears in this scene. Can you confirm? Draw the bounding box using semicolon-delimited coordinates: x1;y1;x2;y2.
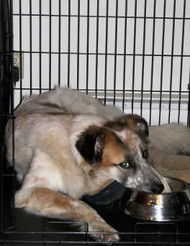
15;87;122;120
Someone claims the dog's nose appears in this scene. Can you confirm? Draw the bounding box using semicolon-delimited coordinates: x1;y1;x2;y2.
151;182;164;194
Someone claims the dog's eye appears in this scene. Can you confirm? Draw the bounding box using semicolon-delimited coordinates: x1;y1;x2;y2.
119;162;129;169
142;149;149;159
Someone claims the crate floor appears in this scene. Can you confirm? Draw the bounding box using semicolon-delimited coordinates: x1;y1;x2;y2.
1;188;190;245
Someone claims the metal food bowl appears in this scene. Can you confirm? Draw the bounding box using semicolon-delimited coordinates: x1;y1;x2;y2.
125;177;190;221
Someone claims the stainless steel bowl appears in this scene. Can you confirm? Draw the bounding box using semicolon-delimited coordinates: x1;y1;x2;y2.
125;177;190;221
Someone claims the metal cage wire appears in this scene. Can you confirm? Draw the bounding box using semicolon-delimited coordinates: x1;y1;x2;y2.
1;0;190;245
12;0;190;126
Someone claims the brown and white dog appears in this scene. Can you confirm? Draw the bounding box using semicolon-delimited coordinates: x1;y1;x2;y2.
5;87;190;243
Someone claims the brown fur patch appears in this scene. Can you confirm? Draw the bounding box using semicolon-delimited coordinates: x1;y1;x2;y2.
31;188;73;209
100;131;126;168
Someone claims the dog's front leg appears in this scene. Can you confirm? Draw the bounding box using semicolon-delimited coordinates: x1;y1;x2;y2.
15;187;119;243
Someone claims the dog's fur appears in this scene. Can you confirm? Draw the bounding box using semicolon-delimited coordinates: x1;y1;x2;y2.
14;88;122;120
5;87;190;242
14;87;190;156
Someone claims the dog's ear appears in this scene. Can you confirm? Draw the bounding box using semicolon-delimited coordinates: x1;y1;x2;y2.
116;114;149;138
76;126;106;164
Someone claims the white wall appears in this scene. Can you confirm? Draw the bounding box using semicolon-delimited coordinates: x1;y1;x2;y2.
12;0;190;125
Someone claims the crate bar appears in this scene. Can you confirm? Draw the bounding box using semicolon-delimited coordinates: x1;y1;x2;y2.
131;0;137;114
149;0;156;126
29;0;32;94
178;0;186;123
19;0;23;99
0;110;3;230
188;91;190;127
9;0;14;151
103;0;109;105
95;0;99;99
0;0;15;229
39;0;42;93
168;0;176;123
11;50;190;57
158;0;166;125
76;0;80;90
9;0;16;227
1;240;190;245
122;0;128;112
188;73;190;128
58;0;61;87
140;0;147;117
14;87;187;95
49;0;52;90
85;0;90;94
0;0;5;231
113;0;118;106
67;0;71;87
11;12;190;21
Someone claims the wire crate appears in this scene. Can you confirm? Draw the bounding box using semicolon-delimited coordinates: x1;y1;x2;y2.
1;0;190;245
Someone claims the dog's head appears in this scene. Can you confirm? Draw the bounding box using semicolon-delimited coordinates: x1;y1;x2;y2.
76;123;164;194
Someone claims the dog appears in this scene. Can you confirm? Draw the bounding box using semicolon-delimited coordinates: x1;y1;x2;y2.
5;88;166;243
14;87;190;156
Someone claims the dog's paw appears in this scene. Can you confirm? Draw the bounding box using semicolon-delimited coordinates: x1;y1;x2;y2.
89;221;120;244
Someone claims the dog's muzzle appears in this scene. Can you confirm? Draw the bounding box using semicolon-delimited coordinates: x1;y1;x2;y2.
142;168;165;194
151;181;164;194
